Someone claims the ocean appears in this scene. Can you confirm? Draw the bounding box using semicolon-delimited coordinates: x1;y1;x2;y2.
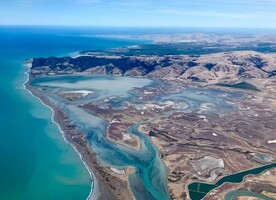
0;26;146;200
1;26;266;200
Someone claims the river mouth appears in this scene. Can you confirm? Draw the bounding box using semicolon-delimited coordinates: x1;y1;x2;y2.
30;75;170;200
29;74;243;199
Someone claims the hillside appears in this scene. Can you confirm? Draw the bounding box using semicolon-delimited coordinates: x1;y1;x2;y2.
30;51;276;84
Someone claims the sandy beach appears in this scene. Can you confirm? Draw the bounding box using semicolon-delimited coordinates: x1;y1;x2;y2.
24;75;135;200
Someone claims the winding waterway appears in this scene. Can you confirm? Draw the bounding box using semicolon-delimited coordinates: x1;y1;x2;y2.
225;190;274;200
3;26;273;200
30;74;243;200
30;75;170;200
188;163;276;200
0;26;147;200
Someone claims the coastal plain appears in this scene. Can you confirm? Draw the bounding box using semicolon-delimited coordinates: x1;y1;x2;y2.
26;33;276;200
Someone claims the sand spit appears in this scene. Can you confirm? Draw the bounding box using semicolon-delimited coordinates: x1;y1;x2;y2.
23;68;97;200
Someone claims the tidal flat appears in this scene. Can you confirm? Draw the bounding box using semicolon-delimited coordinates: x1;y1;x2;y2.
25;31;276;200
26;74;261;200
0;27;146;200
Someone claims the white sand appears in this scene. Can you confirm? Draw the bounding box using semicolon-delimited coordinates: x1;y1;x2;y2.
122;133;132;141
144;91;153;94
111;167;125;175
199;115;208;122
63;90;93;97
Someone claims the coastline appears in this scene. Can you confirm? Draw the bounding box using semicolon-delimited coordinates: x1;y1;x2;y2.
23;67;96;200
20;30;276;200
23;66;136;200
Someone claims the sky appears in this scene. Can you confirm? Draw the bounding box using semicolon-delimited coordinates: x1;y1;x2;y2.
0;0;275;28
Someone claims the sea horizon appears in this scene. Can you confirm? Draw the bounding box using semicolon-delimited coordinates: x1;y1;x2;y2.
0;26;147;200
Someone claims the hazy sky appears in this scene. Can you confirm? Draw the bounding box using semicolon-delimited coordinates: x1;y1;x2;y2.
0;0;275;28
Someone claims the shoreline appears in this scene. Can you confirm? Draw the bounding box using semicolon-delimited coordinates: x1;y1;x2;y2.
22;33;276;199
23;67;96;200
185;163;276;200
24;66;135;200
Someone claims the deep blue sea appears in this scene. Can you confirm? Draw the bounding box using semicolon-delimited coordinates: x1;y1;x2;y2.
0;26;147;200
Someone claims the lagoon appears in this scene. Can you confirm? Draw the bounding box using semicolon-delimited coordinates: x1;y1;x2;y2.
29;73;243;200
0;26;146;200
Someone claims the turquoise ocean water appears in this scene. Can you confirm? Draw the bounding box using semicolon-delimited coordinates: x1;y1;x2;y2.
0;26;146;200
1;26;269;200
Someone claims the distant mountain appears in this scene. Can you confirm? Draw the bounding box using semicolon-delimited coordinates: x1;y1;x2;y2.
30;51;276;83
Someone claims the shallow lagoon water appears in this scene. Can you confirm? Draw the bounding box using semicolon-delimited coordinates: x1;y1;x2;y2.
32;75;153;100
32;75;171;200
65;105;170;200
157;88;243;113
31;74;243;200
188;163;276;200
0;26;147;200
225;190;274;200
2;26;274;200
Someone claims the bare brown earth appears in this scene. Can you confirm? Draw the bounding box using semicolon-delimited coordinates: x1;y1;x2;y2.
204;168;276;200
55;77;276;200
28;49;276;200
25;83;135;200
30;51;276;84
137;79;276;199
235;197;263;200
